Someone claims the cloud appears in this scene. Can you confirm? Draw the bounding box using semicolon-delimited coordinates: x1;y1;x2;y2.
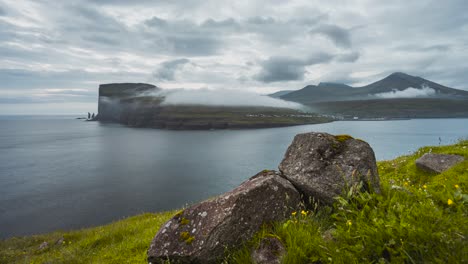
0;68;147;90
1;0;468;113
336;52;360;63
373;85;437;99
255;53;334;83
152;58;190;81
310;24;351;48
159;89;303;108
143;16;223;56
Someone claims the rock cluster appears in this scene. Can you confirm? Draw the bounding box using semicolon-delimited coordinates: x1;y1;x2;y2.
148;132;380;263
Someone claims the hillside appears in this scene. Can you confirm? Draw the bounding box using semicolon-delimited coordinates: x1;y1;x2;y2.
1;140;467;263
276;72;468;118
268;90;294;98
311;98;468;118
280;72;468;104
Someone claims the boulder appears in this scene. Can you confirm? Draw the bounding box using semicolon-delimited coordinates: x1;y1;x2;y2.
147;170;301;264
415;153;464;173
251;236;285;264
279;133;380;205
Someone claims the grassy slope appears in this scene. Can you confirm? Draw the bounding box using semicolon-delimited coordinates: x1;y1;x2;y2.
0;211;177;264
1;141;467;263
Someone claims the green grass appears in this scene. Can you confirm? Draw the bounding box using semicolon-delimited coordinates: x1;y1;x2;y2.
0;211;176;264
229;140;468;263
1;141;467;263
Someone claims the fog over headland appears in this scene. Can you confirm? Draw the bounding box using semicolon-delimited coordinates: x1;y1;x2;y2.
140;89;304;109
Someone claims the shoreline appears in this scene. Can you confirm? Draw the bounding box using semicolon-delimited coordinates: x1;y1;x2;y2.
1;140;467;263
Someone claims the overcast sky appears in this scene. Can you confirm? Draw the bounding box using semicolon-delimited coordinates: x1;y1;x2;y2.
0;0;467;114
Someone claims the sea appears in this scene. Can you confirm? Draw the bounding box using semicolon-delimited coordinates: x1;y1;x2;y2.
0;116;467;238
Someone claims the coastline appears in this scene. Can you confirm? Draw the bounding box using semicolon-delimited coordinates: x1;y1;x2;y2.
2;140;466;263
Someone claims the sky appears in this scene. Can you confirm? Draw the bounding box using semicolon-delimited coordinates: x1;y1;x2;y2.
0;0;467;114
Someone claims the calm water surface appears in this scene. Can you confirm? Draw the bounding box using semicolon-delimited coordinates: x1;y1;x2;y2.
0;116;467;238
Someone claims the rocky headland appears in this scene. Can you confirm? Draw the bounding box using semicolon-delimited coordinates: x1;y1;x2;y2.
95;83;331;130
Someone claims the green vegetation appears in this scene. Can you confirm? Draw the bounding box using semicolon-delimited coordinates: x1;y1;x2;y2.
0;211;176;264
1;141;467;263
121;104;333;129
229;140;468;263
334;134;354;142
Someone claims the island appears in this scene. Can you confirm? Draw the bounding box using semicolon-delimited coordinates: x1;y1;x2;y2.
95;83;332;129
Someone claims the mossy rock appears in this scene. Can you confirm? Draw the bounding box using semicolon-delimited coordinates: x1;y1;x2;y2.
334;134;354;142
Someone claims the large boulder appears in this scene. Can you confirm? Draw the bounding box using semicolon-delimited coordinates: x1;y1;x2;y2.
279;133;380;205
147;170;301;264
415;153;464;174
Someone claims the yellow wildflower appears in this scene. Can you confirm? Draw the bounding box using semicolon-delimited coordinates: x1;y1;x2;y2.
423;185;427;189
291;211;297;216
448;199;454;205
404;182;409;186
301;210;307;216
455;184;459;189
346;220;352;226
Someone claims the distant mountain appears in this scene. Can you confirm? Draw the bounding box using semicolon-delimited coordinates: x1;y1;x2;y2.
279;72;468;104
268;90;294;98
356;72;468;96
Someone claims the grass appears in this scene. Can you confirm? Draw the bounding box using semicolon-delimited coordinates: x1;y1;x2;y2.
1;141;467;263
0;211;176;264
229;140;468;263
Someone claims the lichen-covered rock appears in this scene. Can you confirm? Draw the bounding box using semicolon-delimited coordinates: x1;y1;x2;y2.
416;153;464;173
147;170;301;264
279;132;380;205
251;236;285;264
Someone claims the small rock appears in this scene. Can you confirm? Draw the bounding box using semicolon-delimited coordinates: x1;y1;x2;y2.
322;229;335;242
251;236;285;264
416;153;464;173
55;237;65;245
147;170;301;264
38;241;49;250
279;132;380;205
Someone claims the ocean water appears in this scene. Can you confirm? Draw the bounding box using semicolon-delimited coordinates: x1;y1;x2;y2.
0;116;467;238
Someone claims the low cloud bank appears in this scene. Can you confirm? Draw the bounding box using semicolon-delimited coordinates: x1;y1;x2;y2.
141;89;303;109
373;85;437;99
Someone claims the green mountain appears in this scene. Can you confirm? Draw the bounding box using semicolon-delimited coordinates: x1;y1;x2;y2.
279;72;468;104
275;72;468;118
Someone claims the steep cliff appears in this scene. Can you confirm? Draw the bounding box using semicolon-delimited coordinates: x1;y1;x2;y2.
97;83;161;122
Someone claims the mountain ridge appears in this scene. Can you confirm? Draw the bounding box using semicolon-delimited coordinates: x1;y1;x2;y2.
276;72;468;103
